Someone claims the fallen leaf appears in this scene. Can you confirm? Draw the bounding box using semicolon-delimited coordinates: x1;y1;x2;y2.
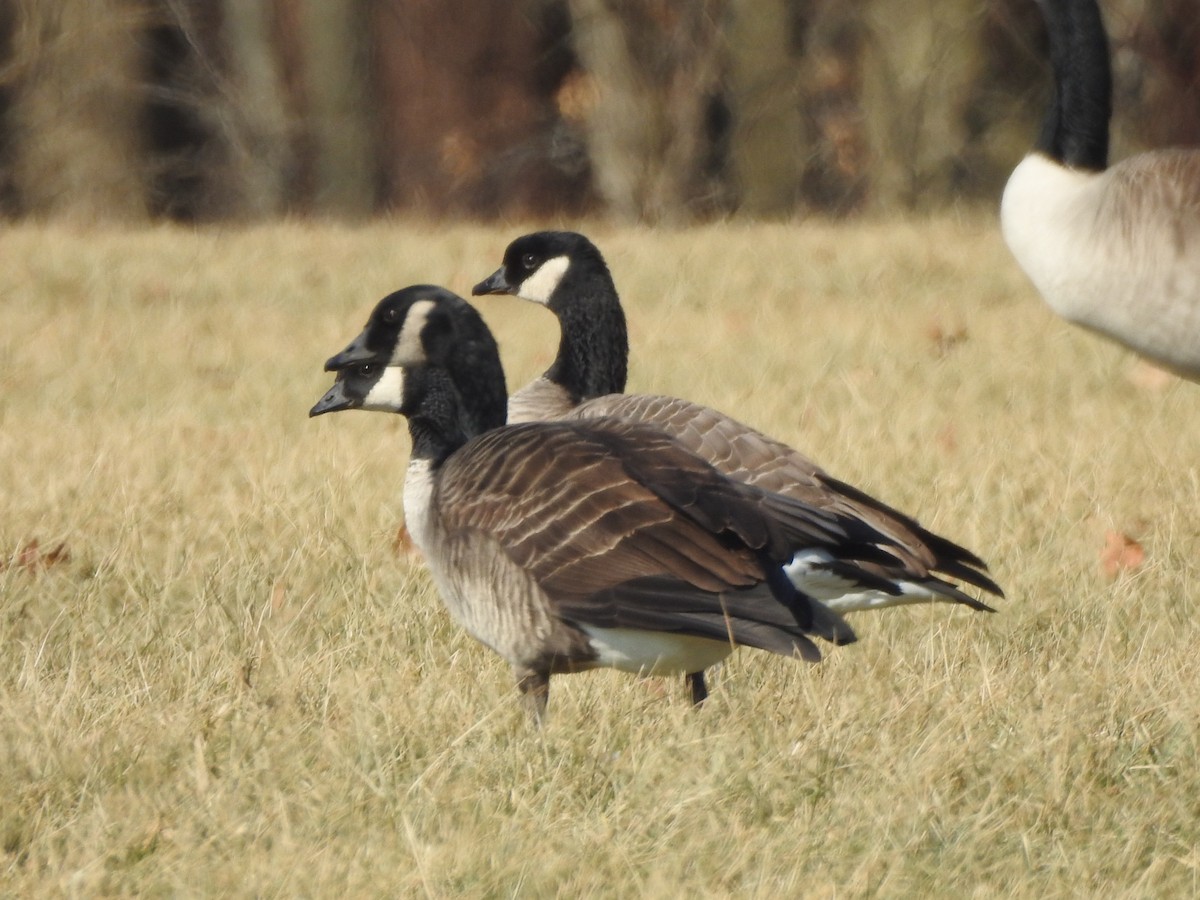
925;320;969;357
935;424;958;455
1;539;70;574
722;310;749;335
393;524;424;562
1100;531;1145;579
1127;360;1175;392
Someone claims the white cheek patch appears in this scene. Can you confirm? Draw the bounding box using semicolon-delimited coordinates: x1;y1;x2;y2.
517;255;569;305
362;367;407;411
391;299;436;365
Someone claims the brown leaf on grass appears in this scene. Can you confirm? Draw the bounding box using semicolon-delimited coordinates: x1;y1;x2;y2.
270;581;287;613
935;424;958;455
393;524;424;562
1127;360;1176;392
925;320;968;357
722;309;749;336
1;539;71;574
1100;531;1145;579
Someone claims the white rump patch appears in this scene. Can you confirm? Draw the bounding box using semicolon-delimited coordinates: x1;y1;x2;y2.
392;299;436;365
517;255;569;305
362;367;407;412
581;626;733;676
784;548;942;613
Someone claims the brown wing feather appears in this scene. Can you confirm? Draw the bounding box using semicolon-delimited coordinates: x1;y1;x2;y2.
437;420;773;601
569;393;1002;599
436;418;861;649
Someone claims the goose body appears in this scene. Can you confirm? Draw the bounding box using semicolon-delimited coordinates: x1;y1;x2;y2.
1000;0;1200;378
315;286;892;720
457;230;1002;612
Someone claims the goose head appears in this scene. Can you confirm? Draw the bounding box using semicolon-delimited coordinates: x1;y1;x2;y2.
309;361;407;418
325;285;491;372
472;231;612;309
322;285;507;434
474;231;628;399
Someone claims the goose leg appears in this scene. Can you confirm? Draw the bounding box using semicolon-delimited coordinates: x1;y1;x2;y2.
516;668;550;725
686;671;708;706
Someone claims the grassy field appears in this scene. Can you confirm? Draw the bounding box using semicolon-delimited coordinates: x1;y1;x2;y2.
2;215;1198;897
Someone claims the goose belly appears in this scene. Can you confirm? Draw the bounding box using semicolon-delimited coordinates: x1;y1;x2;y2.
580;627;734;676
429;549;557;666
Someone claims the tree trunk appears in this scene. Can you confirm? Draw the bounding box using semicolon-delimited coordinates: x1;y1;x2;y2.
726;0;802;216
567;0;730;222
291;0;375;215
370;0;590;218
857;0;982;210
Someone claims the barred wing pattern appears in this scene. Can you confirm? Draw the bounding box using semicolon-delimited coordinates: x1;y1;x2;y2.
434;419;864;649
567;392;1002;607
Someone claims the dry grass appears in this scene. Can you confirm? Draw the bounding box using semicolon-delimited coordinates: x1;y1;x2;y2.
1;216;1198;897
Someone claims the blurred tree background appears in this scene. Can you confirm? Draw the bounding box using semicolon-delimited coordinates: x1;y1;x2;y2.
0;0;1196;223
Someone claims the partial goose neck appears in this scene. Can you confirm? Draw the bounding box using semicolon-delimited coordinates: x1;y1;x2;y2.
406;367;477;466
547;276;629;401
1036;0;1111;170
446;326;509;436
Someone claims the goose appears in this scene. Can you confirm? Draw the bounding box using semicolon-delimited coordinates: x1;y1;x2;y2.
1000;0;1200;379
312;286;908;720
326;279;999;614
326;238;1002;613
462;231;1000;611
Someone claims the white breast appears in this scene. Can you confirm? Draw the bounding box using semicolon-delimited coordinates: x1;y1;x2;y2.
402;456;555;667
402;457;438;553
1002;152;1200;375
1001;153;1111;323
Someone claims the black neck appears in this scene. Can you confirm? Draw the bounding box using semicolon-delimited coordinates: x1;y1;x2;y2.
1036;0;1111;170
447;339;509;436
405;367;473;467
432;304;509;436
546;270;628;401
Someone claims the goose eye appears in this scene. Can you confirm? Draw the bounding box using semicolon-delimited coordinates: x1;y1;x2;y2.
521;253;538;270
356;364;378;378
382;308;400;324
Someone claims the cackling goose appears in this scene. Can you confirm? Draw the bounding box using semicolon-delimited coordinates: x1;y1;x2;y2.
314;285;914;721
